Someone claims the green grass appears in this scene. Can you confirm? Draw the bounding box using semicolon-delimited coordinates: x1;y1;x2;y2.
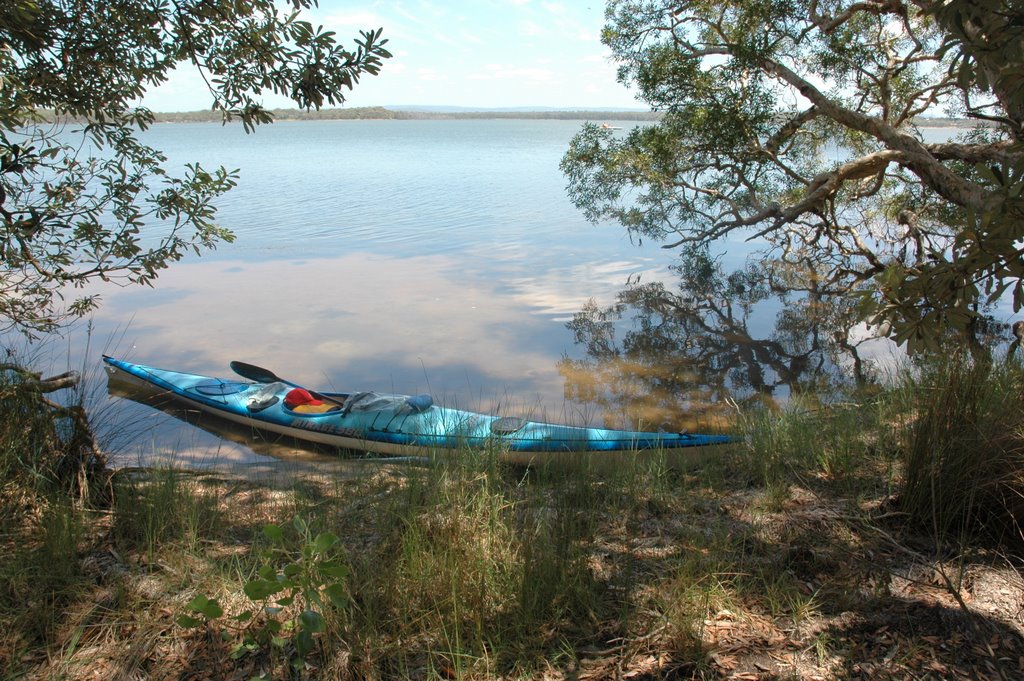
0;363;98;663
738;391;899;508
111;468;224;561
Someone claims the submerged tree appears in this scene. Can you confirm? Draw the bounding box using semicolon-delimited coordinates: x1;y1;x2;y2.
1;0;390;336
562;0;1024;352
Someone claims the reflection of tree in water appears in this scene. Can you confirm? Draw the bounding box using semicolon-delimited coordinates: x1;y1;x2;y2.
559;249;872;431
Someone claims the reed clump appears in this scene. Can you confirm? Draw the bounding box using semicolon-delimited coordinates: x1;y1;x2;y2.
896;355;1024;548
0;364;103;509
738;392;897;506
112;468;224;560
0;363;102;663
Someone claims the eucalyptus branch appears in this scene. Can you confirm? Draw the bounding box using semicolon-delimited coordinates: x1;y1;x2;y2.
765;107;819;156
761;56;994;212
567;0;1024;350
1;0;388;335
809;0;908;34
925;141;1020;165
898;77;959;123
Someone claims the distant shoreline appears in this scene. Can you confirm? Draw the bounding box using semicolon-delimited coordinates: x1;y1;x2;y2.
145;107;984;129
147;107;663;123
38;106;984;128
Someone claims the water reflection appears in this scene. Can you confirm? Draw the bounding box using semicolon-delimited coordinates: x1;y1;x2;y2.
87;252;610;407
83;249;676;469
559;249;878;431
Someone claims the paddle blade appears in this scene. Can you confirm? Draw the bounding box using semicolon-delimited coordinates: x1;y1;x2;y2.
230;361;281;383
229;361;344;407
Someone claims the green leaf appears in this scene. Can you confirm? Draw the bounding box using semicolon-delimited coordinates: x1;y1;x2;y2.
202;600;224;619
312;531;338;554
229;641;256;659
244;579;282;600
263;523;284;542
976;163;999;184
295;628;315;658
176;614;204;628
292;516;307;534
185;594;210;611
299;609;326;633
185;594;223;619
324;583;349;609
320;563;348;580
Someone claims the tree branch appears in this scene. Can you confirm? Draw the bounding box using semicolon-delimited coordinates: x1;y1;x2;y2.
761;56;996;213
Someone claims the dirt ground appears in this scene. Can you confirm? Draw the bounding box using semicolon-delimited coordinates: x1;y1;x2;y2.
11;471;1024;681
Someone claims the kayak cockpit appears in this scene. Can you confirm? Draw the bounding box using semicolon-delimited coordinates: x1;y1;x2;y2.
192;381;251;396
242;383;435;419
341;391;433;415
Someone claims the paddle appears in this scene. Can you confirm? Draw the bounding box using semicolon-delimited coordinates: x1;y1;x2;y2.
229;361;345;407
229;360;284;384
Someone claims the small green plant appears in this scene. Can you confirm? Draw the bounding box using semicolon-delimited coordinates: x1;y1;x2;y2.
179;593;224;624
178;516;349;671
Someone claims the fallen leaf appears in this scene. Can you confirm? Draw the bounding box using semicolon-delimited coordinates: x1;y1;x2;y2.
711;653;738;669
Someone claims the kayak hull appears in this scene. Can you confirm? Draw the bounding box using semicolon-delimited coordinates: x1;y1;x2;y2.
103;356;736;465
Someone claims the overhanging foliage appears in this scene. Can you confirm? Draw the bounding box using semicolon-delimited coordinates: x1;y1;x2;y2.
1;0;390;335
563;0;1024;352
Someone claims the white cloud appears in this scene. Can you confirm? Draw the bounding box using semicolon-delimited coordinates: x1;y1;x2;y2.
415;67;447;82
144;0;641;110
459;30;485;45
468;64;554;82
520;20;545;37
321;10;386;28
430;30;460;47
540;2;567;16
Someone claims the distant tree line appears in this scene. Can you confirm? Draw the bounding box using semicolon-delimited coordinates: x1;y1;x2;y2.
147;108;666;123
40;107;980;126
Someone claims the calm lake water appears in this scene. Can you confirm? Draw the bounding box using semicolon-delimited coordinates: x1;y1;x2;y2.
55;118;730;474
35;118;996;475
32;120;995;474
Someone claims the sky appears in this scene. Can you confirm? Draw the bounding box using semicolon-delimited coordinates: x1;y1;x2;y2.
144;0;642;112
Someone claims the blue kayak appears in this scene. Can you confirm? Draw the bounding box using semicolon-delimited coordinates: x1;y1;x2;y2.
103;356;736;464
